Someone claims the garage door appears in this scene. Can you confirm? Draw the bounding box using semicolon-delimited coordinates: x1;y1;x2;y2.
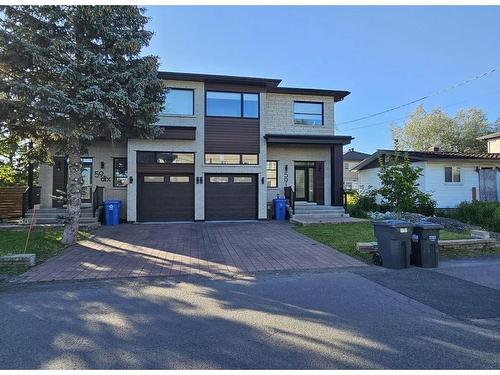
205;174;257;220
137;174;194;222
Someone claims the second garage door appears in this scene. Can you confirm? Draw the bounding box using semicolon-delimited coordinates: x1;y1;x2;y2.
137;174;194;222
205;174;257;220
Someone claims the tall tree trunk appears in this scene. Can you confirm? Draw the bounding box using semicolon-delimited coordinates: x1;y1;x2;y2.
61;139;82;245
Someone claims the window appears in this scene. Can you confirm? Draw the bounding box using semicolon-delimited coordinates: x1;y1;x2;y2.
144;176;164;183
113;158;127;187
242;154;258;165
210;176;229;183
205;154;258;165
169;176;190;183
267;161;278;188
137;152;195;164
294;101;323;125
206;91;259;118
444;166;461;183
344;162;349;170
234;176;253;183
162;88;194;116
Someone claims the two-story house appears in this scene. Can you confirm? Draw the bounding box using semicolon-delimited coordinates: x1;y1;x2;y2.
36;71;352;223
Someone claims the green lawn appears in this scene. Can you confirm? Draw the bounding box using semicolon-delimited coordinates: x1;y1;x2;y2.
0;229;92;269
295;222;473;262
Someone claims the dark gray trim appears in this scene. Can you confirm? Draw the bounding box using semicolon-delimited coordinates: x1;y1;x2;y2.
268;87;350;101
265;134;353;145
331;145;344;206
158;71;281;87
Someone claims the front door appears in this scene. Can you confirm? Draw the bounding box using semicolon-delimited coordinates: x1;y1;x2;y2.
294;162;315;202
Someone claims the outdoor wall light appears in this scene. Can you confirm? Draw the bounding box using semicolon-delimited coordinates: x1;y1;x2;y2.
284;164;288;172
129;176;134;184
261;177;265;184
101;161;105;169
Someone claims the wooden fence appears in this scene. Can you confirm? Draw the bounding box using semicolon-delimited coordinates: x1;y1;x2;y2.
0;186;27;220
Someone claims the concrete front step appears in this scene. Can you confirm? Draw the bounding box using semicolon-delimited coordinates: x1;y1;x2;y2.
292;213;349;220
24;217;98;224
294;206;346;213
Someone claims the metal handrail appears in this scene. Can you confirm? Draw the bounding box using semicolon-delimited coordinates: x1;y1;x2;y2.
284;186;295;215
92;186;104;218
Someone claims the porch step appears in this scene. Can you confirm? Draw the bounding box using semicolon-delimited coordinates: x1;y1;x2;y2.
294;206;346;214
23;208;98;224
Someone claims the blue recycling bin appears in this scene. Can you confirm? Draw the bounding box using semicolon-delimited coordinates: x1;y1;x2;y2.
103;200;121;225
273;197;287;221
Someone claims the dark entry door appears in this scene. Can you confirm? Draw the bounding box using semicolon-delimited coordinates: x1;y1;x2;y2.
205;174;257;220
294;162;315;202
137;173;194;222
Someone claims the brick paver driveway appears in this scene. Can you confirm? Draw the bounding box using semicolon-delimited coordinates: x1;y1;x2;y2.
19;222;366;282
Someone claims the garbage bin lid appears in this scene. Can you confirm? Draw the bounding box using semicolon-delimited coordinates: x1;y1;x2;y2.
414;221;443;230
373;219;415;228
104;199;121;204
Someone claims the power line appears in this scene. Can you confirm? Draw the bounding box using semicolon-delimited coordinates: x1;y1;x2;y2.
336;89;500;132
335;65;500;126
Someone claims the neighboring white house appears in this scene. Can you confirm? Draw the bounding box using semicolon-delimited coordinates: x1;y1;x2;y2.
353;149;500;208
343;149;370;191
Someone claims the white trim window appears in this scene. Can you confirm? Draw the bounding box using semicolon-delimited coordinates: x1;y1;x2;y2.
444;166;461;183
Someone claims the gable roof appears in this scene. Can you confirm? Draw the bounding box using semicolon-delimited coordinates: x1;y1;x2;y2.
477;131;500;140
158;71;350;100
353;149;500;171
343;150;370;161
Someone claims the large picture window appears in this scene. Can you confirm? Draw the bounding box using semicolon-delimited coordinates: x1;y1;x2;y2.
162;88;194;116
113;158;128;187
294;101;323;125
206;91;259;118
137;152;195;164
267;161;278;188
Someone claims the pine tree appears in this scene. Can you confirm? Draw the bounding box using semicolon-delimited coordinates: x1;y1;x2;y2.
0;6;165;244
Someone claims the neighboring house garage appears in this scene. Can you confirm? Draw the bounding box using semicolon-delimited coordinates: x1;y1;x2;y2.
205;174;258;220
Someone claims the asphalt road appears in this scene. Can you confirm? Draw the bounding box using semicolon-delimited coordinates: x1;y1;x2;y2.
1;259;500;369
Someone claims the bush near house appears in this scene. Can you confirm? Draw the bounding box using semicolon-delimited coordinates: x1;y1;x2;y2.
439;201;500;232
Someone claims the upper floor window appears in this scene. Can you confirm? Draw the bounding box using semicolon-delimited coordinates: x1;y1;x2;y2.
294;101;323;126
444;166;461;183
206;91;259;118
163;88;194;116
344;162;349;170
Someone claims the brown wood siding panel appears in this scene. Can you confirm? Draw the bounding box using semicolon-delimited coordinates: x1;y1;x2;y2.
0;186;26;219
155;126;196;140
205;83;266;93
52;156;67;208
137;173;194;222
205;174;257;220
205;117;260;154
137;164;195;174
314;161;325;205
331;145;344;206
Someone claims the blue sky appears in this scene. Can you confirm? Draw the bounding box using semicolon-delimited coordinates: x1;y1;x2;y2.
144;6;500;154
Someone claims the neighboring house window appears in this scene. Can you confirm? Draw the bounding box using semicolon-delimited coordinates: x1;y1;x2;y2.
206;91;259;118
344;182;353;190
113;158;128;187
137;151;195;164
344;162;349;170
205;153;258;165
444;166;461;183
267;161;278;188
162;88;194;116
294;101;323;125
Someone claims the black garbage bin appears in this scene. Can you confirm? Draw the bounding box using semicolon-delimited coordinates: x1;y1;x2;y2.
411;222;443;268
373;220;415;269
